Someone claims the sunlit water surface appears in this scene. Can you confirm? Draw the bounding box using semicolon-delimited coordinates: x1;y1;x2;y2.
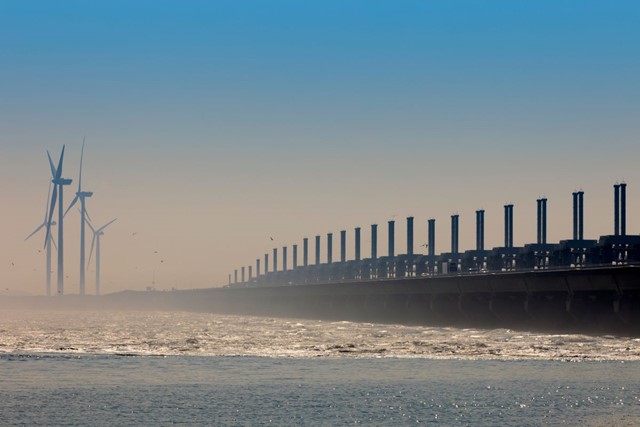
1;310;638;425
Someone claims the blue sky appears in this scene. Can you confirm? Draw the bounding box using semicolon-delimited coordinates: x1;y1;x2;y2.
1;1;639;293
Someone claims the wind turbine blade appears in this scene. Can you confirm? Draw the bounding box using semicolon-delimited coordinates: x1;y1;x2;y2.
46;151;57;178
55;145;65;180
84;207;93;224
87;234;96;268
78;137;85;192
51;235;58;251
64;195;79;217
98;218;118;233
85;212;96;233
25;222;45;241
43;181;52;221
44;184;58;248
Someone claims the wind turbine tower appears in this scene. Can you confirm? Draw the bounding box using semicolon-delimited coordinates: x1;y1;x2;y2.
65;140;93;295
25;183;57;296
87;218;117;295
45;146;72;296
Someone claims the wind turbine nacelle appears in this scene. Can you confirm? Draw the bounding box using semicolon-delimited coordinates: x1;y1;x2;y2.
80;191;94;197
54;178;73;185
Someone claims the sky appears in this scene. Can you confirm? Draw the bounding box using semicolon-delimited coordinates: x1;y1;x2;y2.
1;1;639;295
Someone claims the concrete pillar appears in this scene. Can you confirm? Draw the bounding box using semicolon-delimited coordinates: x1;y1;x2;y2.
273;248;278;272
428;219;435;257
406;217;414;256
327;233;333;264
303;238;309;267
451;214;459;254
504;205;510;247
573;192;578;240
537;199;542;245
509;205;514;248
315;235;321;265
355;227;361;261
476;210;485;251
282;246;287;271
340;230;346;263
542;199;547;244
481;210;485;250
621;183;627;236
388;220;395;257
371;224;378;260
293;244;298;269
578;191;584;240
614;184;620;236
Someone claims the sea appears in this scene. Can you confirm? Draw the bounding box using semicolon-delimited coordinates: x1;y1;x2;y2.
1;310;639;426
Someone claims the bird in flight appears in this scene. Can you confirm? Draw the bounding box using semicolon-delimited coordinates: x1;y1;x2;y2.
270;237;274;241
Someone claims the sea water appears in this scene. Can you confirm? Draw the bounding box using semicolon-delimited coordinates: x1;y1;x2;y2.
1;310;639;425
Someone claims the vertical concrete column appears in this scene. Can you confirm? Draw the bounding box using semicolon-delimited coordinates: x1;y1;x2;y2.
508;205;514;248
388;220;395;257
451;214;459;254
303;238;309;267
578;191;584;240
406;217;414;256
248;266;252;281
573;192;579;240
327;233;333;264
480;210;485;250
241;266;245;283
476;210;485;251
537;199;542;244
542;199;547;244
256;258;261;276
282;246;287;271
371;224;378;260
340;230;346;263
273;248;278;272
293;244;298;269
428;219;435;257
614;184;620;236
315;235;321;265
355;227;361;261
504;205;510;247
621;183;627;236
265;254;269;274
234;269;238;284
475;210;480;250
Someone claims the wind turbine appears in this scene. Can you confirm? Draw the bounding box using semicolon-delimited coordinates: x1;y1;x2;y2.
64;139;93;295
87;217;117;295
25;182;57;296
45;145;72;296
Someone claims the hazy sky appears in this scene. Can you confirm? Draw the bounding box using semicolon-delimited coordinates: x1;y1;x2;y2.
1;1;639;295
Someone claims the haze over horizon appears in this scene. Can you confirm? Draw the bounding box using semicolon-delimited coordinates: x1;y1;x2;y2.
2;1;639;295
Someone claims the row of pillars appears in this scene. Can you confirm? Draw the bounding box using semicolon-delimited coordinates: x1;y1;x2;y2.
231;183;631;284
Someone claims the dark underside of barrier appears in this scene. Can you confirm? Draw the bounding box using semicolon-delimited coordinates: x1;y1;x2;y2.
111;265;640;337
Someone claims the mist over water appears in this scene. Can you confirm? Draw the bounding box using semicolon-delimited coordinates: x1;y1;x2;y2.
1;309;639;360
2;310;639;425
